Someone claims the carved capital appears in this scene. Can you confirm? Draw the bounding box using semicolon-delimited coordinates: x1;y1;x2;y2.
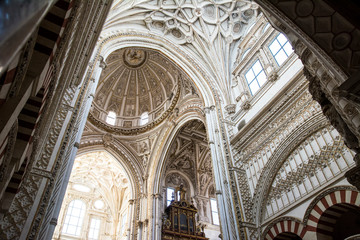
203;107;211;114
306;72;360;153
50;218;58;226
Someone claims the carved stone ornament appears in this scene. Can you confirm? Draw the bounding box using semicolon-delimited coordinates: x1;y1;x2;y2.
268;71;278;82
99;55;107;69
241;100;251;111
225;104;236;115
307;71;360;154
102;133;114;147
123;49;147;68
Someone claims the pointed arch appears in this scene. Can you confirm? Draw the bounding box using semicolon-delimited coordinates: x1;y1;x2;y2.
78;137;144;200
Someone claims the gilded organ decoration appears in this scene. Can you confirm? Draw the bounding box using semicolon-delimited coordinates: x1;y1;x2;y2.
162;185;208;240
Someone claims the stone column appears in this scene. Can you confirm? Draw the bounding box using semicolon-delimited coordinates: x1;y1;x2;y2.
204;105;245;239
143;219;148;240
152;193;162;240
137;221;143;240
128;199;135;240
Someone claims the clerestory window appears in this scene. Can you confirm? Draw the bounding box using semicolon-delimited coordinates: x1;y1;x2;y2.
269;33;294;66
245;59;267;95
88;218;101;240
140;112;149;126
210;198;219;225
106;111;116;125
166;187;175;206
62;200;86;236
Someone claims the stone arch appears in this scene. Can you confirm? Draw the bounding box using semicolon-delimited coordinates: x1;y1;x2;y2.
164;170;195;199
263;217;305;240
146;114;208;239
77;136;145;238
151;111;205;195
303;186;360;236
76;144;143;200
155;116;208;193
253;113;328;224
93;33;217;107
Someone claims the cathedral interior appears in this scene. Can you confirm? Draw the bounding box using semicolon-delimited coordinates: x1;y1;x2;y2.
0;0;360;239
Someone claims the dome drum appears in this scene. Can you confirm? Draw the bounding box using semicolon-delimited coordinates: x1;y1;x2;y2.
90;48;182;134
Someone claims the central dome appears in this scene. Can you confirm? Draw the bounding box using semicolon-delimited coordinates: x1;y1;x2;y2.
90;48;180;133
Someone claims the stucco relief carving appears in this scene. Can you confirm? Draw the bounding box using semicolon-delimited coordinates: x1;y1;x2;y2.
0;121;17;182
142;1;258;44
260;2;360;176
123;49;147;68
231;79;331;230
233;86;315;164
163;120;215;226
306;70;360;154
345;166;360;191
0;174;42;239
166;173;188;189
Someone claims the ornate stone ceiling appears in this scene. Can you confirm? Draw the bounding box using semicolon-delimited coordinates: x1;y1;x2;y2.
142;0;256;44
70;151;129;191
67;151;131;230
166;120;213;196
102;0;258;105
90;48;181;131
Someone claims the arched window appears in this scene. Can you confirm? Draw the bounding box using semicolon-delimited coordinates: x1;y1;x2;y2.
140;112;149;126
121;213;127;235
88;218;101;240
106;111;116;125
245;59;267;95
62;200;86;236
210;198;219;225
269;33;294;66
166;187;175;206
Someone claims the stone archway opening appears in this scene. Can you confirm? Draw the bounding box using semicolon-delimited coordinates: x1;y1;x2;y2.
52;151;134;240
161;119;221;239
317;203;360;240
